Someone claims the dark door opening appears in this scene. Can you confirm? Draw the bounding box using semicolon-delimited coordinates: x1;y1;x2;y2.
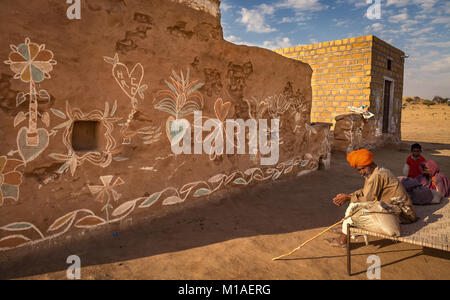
382;80;391;134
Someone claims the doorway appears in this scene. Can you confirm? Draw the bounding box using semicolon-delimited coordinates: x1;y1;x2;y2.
382;79;394;134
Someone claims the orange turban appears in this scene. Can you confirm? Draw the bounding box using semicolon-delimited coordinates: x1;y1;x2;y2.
346;149;374;168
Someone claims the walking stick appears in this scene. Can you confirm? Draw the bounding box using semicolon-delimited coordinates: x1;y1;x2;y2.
272;203;369;261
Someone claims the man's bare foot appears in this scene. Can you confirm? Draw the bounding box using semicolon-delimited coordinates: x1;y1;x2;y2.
325;233;347;248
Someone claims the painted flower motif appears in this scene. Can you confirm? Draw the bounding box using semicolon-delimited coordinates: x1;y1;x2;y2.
88;175;125;203
0;156;23;206
4;38;56;83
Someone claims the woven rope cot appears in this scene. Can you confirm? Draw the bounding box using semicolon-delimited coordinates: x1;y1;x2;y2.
347;198;449;275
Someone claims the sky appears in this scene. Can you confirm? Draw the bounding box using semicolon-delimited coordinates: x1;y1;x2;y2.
220;0;450;99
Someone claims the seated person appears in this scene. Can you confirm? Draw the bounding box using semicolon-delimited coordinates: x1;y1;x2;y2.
402;143;426;178
398;176;442;205
329;149;417;247
415;160;450;198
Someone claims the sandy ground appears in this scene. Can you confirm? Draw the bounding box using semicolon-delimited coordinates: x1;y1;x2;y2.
1;103;449;280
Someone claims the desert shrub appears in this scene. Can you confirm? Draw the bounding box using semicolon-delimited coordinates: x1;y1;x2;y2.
422;100;435;106
432;96;449;104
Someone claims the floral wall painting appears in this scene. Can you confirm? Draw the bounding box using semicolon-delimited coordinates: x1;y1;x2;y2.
4;38;56;164
154;69;204;146
49;101;120;176
88;175;125;221
104;53;151;145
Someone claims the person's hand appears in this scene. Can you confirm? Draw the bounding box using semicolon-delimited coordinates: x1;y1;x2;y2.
333;193;351;206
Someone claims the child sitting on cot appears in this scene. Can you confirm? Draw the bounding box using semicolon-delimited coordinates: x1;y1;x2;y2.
403;143;426;179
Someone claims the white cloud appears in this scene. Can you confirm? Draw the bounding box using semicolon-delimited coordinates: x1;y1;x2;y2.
237;4;277;33
416;0;439;11
276;0;327;11
220;2;232;12
224;35;260;47
224;35;242;43
368;22;384;32
410;26;434;36
277;13;311;24
431;16;450;24
386;0;410;7
386;0;438;11
333;18;351;27
390;12;409;23
262;37;293;50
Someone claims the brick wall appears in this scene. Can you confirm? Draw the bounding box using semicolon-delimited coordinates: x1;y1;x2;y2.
369;36;405;141
275;35;405;143
275;36;373;125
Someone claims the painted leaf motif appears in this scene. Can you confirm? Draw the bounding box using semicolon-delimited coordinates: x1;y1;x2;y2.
233;178;247;185
110;100;118;117
244;168;260;176
0;235;31;250
187;82;204;96
225;172;238;185
180;181;201;194
139;193;161;208
193;188;211;197
208;174;226;183
103;101;110;118
284;166;294;174
253;174;264;181
50;108;66;119
162;195;184;206
69;156;78;176
39;89;50;100
53;120;72;130
49;153;70;161
14;111;26;127
75;216;106;228
1;222;33;231
113;157;129;161
272;171;281;181
48;211;77;232
103;56;116;65
41;112;50;127
57;162;70;174
111;200;136;217
16;92;27;107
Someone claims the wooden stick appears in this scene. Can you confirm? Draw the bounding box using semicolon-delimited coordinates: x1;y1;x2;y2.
272;203;369;261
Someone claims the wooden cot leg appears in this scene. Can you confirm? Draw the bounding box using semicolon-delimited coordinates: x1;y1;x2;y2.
347;224;351;276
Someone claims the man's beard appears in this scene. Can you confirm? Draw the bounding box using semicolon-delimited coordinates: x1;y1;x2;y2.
362;172;372;179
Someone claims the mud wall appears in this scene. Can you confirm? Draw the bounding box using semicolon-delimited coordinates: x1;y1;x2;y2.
0;0;330;252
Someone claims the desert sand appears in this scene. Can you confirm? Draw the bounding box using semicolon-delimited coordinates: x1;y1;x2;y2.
1;103;449;280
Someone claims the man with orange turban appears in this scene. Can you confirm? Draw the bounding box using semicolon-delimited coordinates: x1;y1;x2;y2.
328;149;417;247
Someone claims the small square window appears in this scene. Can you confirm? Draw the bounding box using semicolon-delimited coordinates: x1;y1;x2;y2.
72;121;100;152
387;59;392;70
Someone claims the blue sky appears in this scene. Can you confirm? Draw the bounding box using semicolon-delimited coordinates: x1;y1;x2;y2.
220;0;450;99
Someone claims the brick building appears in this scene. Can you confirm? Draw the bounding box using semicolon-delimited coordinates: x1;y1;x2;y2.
275;35;406;144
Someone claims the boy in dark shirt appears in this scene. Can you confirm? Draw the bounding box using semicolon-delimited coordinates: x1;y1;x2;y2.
403;143;426;178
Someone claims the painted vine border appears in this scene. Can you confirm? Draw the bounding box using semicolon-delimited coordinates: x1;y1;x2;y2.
0;155;316;251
